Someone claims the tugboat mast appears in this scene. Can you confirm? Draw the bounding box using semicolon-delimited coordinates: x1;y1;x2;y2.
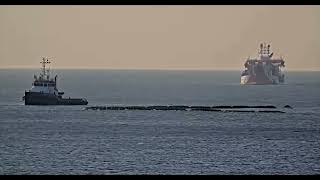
40;57;50;79
258;43;272;57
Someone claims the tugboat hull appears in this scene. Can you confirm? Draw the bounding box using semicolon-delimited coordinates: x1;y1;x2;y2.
240;75;276;85
24;92;88;105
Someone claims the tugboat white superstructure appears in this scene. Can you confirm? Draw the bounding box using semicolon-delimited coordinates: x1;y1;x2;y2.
240;43;285;85
23;58;88;105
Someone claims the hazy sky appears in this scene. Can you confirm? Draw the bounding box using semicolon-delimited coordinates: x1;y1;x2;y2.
0;5;319;70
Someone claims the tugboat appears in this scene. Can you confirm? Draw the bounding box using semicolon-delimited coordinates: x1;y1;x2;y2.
240;43;285;85
23;58;88;105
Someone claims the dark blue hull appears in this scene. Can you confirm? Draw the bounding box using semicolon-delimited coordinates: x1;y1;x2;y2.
24;92;88;105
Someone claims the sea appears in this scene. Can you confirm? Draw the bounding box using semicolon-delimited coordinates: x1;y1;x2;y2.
0;69;319;175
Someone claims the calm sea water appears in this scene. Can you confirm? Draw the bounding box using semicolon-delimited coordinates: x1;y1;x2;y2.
0;69;319;174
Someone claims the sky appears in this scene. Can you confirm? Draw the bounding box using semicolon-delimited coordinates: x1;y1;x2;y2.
0;5;319;70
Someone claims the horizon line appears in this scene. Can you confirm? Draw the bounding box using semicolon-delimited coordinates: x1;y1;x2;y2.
0;66;320;72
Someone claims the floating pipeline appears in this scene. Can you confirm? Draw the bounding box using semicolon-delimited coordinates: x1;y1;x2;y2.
258;110;286;113
83;105;286;113
284;105;293;109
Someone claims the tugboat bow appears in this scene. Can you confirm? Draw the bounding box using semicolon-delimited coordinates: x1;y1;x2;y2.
240;43;285;85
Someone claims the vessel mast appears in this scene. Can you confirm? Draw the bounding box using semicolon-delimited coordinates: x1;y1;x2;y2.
258;43;272;58
40;57;50;78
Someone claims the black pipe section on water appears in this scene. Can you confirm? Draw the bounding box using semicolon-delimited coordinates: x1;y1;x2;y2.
84;105;285;113
258;110;286;113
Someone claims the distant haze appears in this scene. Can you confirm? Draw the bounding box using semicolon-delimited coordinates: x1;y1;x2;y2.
0;5;319;70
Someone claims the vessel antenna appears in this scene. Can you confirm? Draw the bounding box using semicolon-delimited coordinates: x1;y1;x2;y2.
260;43;263;55
40;57;51;77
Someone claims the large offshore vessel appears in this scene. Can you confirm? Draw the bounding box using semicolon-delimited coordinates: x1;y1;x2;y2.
23;58;88;105
240;43;285;85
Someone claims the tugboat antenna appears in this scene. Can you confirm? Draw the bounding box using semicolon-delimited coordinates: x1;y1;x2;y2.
40;57;51;78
